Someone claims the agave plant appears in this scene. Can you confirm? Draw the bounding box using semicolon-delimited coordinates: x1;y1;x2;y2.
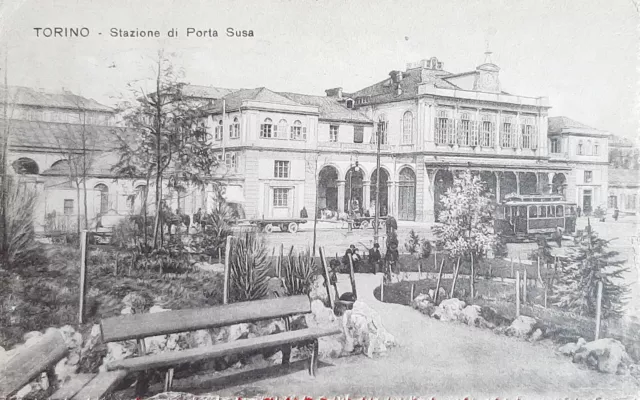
282;247;317;296
229;232;271;302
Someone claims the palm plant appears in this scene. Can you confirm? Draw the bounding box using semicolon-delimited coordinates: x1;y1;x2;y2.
282;247;317;296
229;232;271;302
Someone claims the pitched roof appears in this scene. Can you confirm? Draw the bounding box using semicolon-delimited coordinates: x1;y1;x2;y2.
278;92;372;123
208;87;303;113
548;116;604;134
346;68;458;104
1;119;124;151
181;85;237;99
0;86;113;112
609;169;640;187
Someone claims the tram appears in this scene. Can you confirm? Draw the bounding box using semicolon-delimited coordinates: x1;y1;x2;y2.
494;194;578;242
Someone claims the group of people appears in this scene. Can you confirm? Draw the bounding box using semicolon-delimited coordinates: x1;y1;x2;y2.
340;215;399;278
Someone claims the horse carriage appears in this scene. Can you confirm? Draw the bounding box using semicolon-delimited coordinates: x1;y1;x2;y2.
238;218;308;234
351;215;387;230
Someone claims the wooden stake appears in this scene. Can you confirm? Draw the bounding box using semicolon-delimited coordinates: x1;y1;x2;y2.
434;258;445;304
595;281;603;340
318;247;335;310
450;257;461;299
347;253;357;299
418;262;421;278
380;275;384;302
114;252;119;277
515;270;521;317
434;249;437;272
223;235;232;305
79;230;88;324
470;253;475;300
544;286;548;308
510;257;514;278
537;256;543;283
410;283;415;302
218;248;222;264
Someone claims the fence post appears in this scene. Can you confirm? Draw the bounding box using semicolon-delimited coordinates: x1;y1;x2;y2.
347;253;357;299
79;230;88;324
523;269;527;304
515;270;520;317
595;281;603;340
418;262;421;279
434;249;437;272
223;235;232;305
510;257;514;278
318;247;335;310
410;283;415;303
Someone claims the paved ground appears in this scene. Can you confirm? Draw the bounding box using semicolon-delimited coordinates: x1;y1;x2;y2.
202;273;640;399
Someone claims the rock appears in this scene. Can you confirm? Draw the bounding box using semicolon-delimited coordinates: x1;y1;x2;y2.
505;316;537;338
196;262;224;273
342;301;395;358
121;292;149;312
15;382;39;399
411;294;435;317
54;357;78;385
577;337;587;348
59;325;83;352
458;305;493;328
251;319;285;337
573;338;633;374
265;277;287;298
149;305;171;313
120;307;133;315
318;335;345;359
39;372;49;390
432;298;466;322
309;275;335;305
23;330;43;343
187;329;213;348
427;288;447;303
530;328;543;342
559;342;579;356
144;334;168;354
306;299;339;329
215;323;250;343
100;342;134;371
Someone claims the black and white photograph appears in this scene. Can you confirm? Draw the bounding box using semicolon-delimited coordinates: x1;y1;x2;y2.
0;0;639;398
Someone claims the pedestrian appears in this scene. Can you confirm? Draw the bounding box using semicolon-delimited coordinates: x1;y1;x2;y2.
613;208;619;221
386;215;398;236
300;206;308;218
577;206;582;218
553;227;563;248
368;243;381;274
194;208;202;226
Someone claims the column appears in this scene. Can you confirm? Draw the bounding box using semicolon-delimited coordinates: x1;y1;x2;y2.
495;110;501;150
516;111;522;150
423;169;435;222
547;173;554;195
515;172;521;195
495;172;501;202
362;180;371;212
387;181;395;216
337;180;345;213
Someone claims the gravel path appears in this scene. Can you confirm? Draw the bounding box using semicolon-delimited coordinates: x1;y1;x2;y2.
200;273;640;399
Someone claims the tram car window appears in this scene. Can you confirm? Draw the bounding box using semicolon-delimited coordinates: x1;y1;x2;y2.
529;206;537;218
539;205;547;218
556;205;564;216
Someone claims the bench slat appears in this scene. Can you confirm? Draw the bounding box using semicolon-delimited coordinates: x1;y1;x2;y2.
101;295;312;342
0;330;68;398
69;370;127;400
49;373;96;400
106;326;341;372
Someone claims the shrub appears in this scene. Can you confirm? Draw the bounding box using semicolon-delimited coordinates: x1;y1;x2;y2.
229;232;271;302
420;239;432;259
404;229;421;255
282;248;318;296
0;180;40;268
193;202;234;258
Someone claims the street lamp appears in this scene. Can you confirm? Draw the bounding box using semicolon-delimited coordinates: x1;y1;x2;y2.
374;125;381;245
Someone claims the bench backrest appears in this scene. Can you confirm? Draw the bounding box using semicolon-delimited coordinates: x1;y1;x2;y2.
101;295;311;343
0;329;68;398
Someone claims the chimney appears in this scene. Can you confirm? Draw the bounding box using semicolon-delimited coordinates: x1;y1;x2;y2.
389;70;403;84
325;87;343;99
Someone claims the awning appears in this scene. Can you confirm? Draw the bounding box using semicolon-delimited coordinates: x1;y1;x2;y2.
222;186;245;203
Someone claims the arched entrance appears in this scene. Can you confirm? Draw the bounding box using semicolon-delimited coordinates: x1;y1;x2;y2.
434;169;454;221
345;167;364;213
499;171;518;201
520;172;538;195
370;168;389;216
12;158;39;175
398;167;416;221
552;173;567;197
94;184;109;215
318;166;339;212
479;171;497;200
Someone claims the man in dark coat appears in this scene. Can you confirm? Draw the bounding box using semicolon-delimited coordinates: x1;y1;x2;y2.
368;243;382;274
386;215;398;236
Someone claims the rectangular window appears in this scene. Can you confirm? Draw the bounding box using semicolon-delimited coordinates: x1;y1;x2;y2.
225;152;237;169
435;110;453;145
214;123;223;141
550;138;561;153
374;121;388;145
584;170;593;183
528;206;538;218
608;195;617;209
480;115;494;147
329;125;339;142
230;121;240;139
594;142;599;156
273;188;289;207
64;199;74;215
500;117;516;148
353;126;364;143
260;122;273;138
274;160;290;178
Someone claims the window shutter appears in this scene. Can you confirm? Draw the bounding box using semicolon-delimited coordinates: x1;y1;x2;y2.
290;126;294;139
303;127;307;140
471;121;478;146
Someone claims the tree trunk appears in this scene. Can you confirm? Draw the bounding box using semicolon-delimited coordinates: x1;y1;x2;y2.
434;258;445;304
470;252;475;299
450;256;461;298
151;56;163;249
312;155;318;256
76;183;81;242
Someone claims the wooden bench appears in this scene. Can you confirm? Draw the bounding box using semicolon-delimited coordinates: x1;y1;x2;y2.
0;329;127;400
100;295;341;395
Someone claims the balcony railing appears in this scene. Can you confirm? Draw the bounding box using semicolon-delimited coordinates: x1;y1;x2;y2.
317;142;391;151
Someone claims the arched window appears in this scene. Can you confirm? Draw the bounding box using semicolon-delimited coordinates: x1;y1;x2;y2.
594;141;599;156
135;184;147;213
276;119;288;139
260;118;273;138
214;119;223;140
95;184;109;215
346;99;354;109
290;120;304;140
12;158;39;175
230;117;240;139
402;111;413;144
577;140;584;155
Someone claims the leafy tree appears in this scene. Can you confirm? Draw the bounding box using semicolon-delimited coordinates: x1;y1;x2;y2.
432;170;496;299
112;51;219;249
553;220;629;319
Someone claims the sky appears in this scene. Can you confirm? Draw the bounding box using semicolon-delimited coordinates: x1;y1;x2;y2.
0;0;637;139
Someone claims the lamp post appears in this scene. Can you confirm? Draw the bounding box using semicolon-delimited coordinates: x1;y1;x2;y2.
374;126;381;245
